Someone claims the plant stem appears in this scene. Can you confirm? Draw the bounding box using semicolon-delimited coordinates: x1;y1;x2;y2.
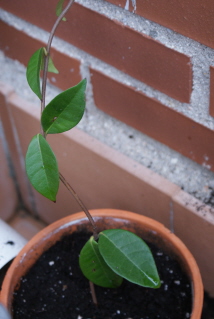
40;0;75;135
89;281;98;306
39;0;98;239
59;173;99;240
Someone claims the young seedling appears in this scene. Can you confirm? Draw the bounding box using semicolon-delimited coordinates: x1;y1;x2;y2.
25;0;161;300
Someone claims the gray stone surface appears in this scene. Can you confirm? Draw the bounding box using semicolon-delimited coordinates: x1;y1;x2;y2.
0;4;214;208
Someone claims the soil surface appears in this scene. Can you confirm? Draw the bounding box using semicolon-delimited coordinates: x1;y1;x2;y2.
13;231;192;319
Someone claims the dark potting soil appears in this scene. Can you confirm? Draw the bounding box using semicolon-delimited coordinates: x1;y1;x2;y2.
13;231;192;319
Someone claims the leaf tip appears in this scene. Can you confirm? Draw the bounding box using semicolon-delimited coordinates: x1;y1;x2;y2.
155;279;161;289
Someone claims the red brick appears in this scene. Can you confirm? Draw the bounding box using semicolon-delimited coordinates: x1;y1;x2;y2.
210;66;214;117
0;21;81;91
0;0;56;30
91;68;214;171
0;1;192;102
105;0;214;49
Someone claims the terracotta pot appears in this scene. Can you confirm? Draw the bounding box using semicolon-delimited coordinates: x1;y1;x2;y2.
0;209;203;318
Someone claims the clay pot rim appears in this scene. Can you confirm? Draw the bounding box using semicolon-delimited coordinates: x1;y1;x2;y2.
1;209;203;319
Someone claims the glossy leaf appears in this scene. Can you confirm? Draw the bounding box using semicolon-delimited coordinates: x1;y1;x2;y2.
25;134;59;201
26;48;44;99
98;229;161;288
41;79;87;134
79;236;123;288
56;0;66;21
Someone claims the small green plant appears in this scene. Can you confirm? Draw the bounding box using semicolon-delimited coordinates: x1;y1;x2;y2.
25;0;161;298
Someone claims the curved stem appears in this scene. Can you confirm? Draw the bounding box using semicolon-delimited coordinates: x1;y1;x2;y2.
39;0;98;237
40;0;75;135
59;173;99;240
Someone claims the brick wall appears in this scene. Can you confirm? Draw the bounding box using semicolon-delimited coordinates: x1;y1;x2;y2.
0;0;214;173
107;0;214;49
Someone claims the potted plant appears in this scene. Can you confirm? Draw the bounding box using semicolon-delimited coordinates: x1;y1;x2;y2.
0;1;203;318
1;209;203;319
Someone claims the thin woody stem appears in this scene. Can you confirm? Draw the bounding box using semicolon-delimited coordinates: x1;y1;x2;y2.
89;281;98;306
59;173;99;240
40;0;75;136
39;0;98;239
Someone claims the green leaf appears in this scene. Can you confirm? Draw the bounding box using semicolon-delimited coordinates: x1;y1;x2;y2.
41;79;87;134
98;229;161;289
26;48;58;98
47;56;59;74
41;50;59;74
40;48;59;74
79;236;123;288
56;0;66;21
26;48;44;99
25;134;59;201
